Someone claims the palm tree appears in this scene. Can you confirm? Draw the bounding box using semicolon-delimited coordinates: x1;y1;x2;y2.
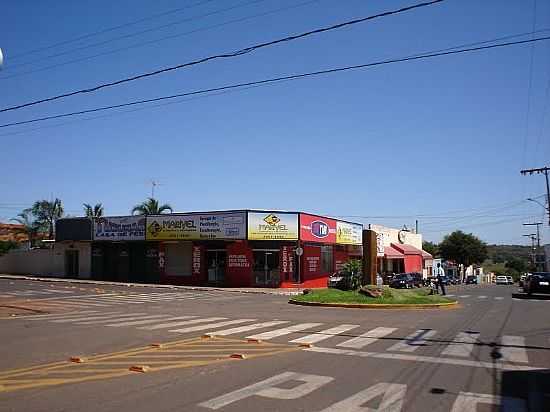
83;203;104;218
11;210;43;248
131;197;173;215
30;199;64;239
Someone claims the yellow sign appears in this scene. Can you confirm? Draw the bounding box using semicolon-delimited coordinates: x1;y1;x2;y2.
247;212;298;240
336;221;362;245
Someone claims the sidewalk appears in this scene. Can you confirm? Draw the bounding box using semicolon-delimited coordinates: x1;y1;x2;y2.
0;274;305;296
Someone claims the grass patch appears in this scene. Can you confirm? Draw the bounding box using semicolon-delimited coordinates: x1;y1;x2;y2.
292;287;455;305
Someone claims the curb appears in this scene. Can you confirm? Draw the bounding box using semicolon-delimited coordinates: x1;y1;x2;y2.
288;299;459;309
0;274;303;296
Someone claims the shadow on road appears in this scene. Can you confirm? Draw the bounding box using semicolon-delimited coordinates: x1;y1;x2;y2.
500;369;550;411
511;293;550;301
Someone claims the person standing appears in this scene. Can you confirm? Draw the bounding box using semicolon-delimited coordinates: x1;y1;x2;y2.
435;263;446;295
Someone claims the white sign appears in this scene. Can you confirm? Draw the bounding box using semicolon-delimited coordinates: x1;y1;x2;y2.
376;233;385;257
247;212;299;240
94;216;146;241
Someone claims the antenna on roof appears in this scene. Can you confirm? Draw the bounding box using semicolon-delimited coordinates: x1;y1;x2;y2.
150;180;163;198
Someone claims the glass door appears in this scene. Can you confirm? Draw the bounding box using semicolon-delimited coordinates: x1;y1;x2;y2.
207;250;226;284
253;250;280;286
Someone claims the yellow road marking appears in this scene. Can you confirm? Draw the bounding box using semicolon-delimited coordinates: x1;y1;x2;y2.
0;337;298;393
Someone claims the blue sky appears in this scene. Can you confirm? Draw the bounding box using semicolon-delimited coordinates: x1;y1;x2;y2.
1;0;549;245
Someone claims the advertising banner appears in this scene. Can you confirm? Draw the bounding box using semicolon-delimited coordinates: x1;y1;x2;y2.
146;212;246;241
336;221;363;245
376;233;385;257
247;212;299;240
299;213;337;244
93;216;146;241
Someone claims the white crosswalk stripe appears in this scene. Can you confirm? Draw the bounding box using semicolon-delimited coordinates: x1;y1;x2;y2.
459;295;471;298
442;332;480;357
170;319;255;334
494;297;504;300
84;314;172;325
478;296;487;299
139;317;227;330
106;315;198;327
50;312;133;323
246;323;323;341
207;321;291;336
387;329;437;353
24;310;100;320
76;313;150;325
337;327;397;349
500;336;528;363
289;324;359;345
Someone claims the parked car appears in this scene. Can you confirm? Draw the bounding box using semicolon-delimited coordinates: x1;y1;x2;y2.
506;276;514;285
496;275;508;285
523;272;550;295
327;271;347;290
408;272;423;288
389;273;415;289
465;275;478;284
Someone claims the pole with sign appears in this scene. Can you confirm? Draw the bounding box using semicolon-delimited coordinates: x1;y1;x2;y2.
295;245;303;284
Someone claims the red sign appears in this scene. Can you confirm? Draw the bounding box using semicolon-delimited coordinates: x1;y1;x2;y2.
192;246;201;275
299;213;337;244
280;245;295;280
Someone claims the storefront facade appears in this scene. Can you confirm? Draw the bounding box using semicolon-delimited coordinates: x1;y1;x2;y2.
55;210;363;288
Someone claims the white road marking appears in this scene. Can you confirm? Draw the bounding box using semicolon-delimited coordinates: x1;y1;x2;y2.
246;323;323;341
139;317;227;330
50;312;125;323
84;314;171;325
169;319;255;333
319;382;406;412
500;335;528;363
478;295;488;299
441;332;480;357
76;313;151;324
446;294;455;297
337;327;397;349
387;329;437;353
451;392;527;412
495;297;504;300
105;315;198;327
290;324;360;345
53;299;112;307
306;347;541;371
22;310;99;320
459;295;471;298
207;321;290;336
198;371;333;410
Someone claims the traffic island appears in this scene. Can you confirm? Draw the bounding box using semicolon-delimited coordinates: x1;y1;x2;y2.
289;287;458;309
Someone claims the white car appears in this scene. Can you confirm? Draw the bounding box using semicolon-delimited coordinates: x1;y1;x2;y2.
506;276;514;285
496;275;508;285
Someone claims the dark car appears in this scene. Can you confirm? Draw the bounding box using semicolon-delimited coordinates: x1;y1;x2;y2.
389;273;415;289
327;271;348;290
523;272;550;295
465;275;477;284
409;272;423;288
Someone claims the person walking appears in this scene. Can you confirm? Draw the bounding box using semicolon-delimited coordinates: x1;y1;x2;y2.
435;263;446;295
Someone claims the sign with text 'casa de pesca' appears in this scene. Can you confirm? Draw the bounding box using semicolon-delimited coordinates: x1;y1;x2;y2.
145;212;246;241
247;212;299;241
336;221;363;245
94;216;146;241
299;213;337;244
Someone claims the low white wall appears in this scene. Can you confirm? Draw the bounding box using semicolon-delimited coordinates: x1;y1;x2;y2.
0;242;91;278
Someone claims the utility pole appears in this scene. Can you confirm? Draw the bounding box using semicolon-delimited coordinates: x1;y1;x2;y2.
520;167;550;225
523;222;542;271
150;180;163;199
523;233;537;270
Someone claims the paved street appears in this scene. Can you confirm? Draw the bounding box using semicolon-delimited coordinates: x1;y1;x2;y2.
1;279;549;411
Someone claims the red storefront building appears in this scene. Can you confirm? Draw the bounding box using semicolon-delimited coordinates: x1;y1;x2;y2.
58;210;363;288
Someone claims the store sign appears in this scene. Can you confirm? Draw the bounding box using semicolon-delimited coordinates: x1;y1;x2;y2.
146;212;246;240
376;233;385;257
94;216;146;241
280;245;295;279
192;246;201;275
299;213;336;243
247;212;298;240
228;254;250;268
336;221;363;245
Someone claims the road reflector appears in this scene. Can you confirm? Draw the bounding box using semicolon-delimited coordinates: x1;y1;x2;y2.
69;357;87;363
230;353;246;359
247;338;262;344
129;365;150;373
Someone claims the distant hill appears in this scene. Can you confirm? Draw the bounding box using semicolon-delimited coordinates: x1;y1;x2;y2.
486;244;532;264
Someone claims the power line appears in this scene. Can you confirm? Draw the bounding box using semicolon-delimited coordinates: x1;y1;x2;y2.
8;0;218;60
3;34;550;130
0;0;445;114
0;0;321;81
5;0;269;72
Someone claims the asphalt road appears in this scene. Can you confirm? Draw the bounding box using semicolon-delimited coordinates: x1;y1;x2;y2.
0;278;549;411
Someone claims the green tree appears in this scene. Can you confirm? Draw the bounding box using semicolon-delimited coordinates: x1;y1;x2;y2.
0;240;18;256
131;197;173;215
422;241;438;257
83;203;104;218
10;210;44;248
30;199;64;239
505;257;528;274
439;231;488;268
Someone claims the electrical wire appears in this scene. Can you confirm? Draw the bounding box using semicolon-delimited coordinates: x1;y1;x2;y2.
3;34;550;130
0;0;445;113
0;0;321;80
8;0;218;60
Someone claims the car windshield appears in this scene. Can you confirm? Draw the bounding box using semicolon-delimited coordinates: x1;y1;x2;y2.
532;272;550;280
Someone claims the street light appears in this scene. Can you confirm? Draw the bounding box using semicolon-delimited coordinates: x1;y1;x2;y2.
526;197;549;211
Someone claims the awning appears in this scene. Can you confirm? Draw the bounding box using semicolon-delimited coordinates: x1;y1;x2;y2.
384;245;405;259
421;250;433;259
390;243;432;260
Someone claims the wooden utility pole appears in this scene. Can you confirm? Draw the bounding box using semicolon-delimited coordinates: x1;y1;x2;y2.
520;167;550;225
362;229;377;285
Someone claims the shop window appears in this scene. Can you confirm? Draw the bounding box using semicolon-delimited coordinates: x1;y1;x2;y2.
320;245;333;273
165;242;192;276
